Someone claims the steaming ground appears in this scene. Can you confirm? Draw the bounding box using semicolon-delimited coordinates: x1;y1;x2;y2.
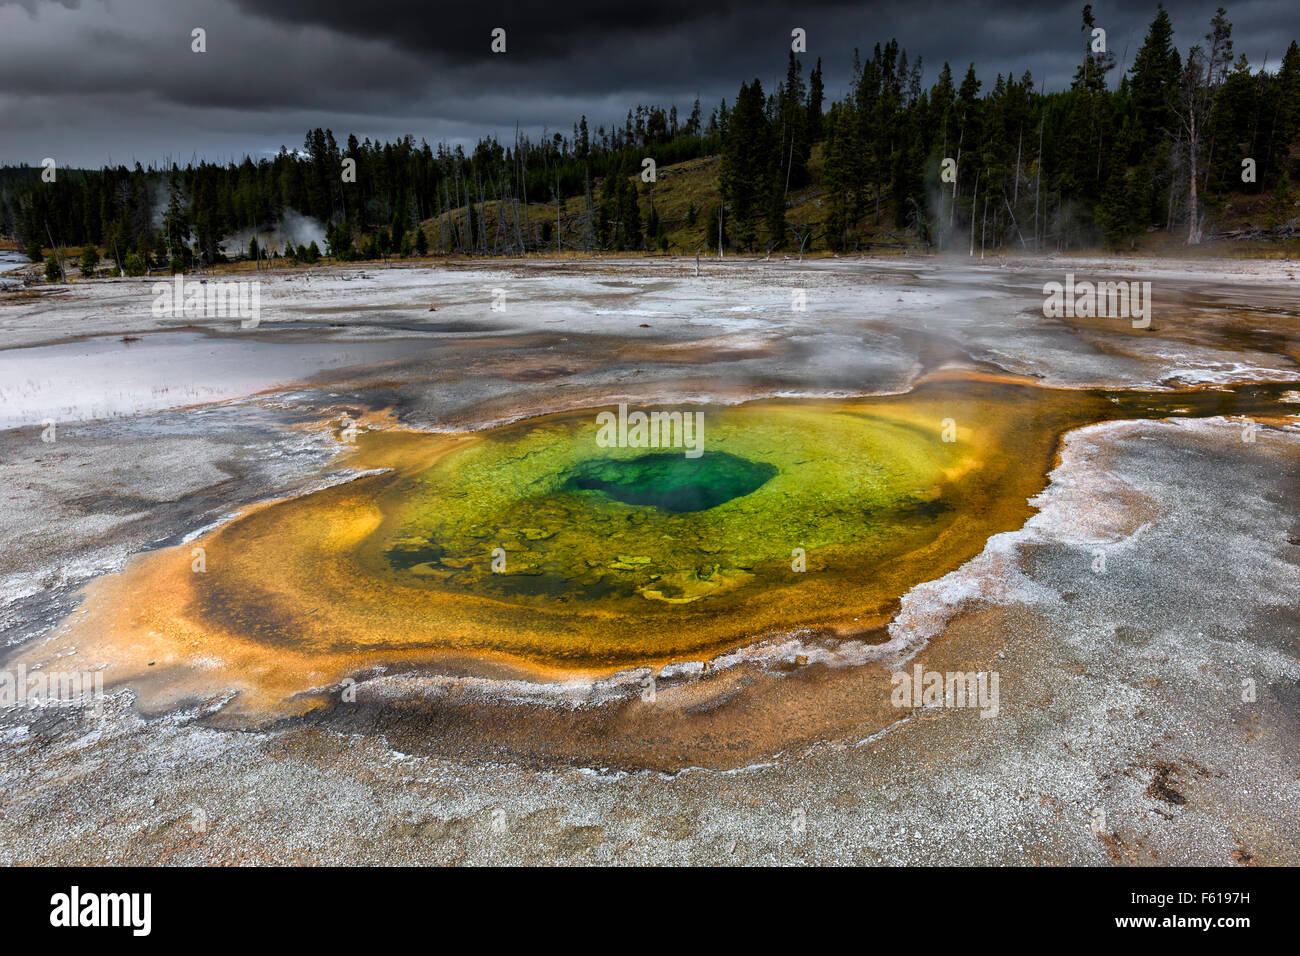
0;254;1297;864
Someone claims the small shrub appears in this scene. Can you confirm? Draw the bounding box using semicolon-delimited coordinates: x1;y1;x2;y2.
122;253;147;277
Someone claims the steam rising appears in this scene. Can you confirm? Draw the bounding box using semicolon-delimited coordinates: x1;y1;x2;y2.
220;210;327;257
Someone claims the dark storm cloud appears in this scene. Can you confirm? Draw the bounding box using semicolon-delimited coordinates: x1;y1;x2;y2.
2;0;1299;167
229;0;845;63
0;0;79;11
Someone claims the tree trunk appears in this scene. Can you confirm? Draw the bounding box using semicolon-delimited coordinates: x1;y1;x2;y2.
1187;111;1201;245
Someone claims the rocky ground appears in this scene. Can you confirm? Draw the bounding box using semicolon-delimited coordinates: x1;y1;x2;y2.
0;254;1296;864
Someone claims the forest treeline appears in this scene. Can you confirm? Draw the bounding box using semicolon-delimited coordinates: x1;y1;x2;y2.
4;3;1299;275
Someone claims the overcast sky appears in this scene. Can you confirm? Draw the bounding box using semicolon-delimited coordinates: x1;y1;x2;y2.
2;0;1298;168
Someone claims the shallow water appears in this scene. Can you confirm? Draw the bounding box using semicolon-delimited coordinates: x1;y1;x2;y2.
0;330;422;428
0;251;28;274
564;452;776;512
31;374;1297;721
0;251;28;288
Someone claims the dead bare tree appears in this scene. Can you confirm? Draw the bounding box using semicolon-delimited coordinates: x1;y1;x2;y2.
1175;10;1234;245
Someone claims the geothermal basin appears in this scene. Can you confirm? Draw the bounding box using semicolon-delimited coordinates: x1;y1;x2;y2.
1;255;1297;865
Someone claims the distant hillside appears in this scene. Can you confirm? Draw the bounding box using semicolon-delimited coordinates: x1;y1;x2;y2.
412;142;1299;261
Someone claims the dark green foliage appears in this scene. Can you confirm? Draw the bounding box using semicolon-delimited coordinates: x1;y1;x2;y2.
122;252;146;277
79;244;98;276
720;79;774;250
597;159;643;250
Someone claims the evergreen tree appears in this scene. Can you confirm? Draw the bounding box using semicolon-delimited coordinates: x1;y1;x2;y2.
808;58;825;142
823;106;859;250
1129;4;1181;154
79;244;98;276
778;52;811;191
1073;4;1118;93
720;79;772;249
